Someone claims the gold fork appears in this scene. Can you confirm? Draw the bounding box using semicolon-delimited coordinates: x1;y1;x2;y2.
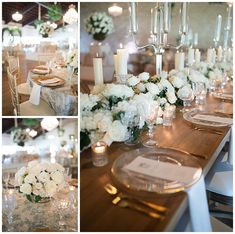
104;183;167;213
112;196;165;220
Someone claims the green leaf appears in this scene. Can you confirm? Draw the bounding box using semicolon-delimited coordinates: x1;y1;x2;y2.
26;194;33;202
108;96;123;109
80;131;91;151
47;4;63;21
34;195;42;203
113;111;125;121
91;101;103;111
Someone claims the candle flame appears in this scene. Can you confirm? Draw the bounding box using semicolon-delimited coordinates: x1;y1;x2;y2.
96;53;99;58
97;142;101;146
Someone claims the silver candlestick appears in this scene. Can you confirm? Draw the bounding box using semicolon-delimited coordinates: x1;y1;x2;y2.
129;2;188;75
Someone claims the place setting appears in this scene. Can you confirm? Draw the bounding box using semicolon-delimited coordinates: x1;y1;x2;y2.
80;2;233;232
2;2;78;116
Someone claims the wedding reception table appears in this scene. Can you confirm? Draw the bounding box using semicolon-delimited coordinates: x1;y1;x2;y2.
27;68;78;116
80;92;232;231
2;187;78;232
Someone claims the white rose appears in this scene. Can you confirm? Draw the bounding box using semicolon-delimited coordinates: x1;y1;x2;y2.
127;76;140;86
170;76;185;89
24;174;37;185
156;117;163;124
34;183;43;190
37;171;50;183
20;183;32;195
45;181;57;197
28;160;39;168
160;71;168;80
138;72;150;81
136;83;146;92
145;83;160;95
97;115;113;132
159;98;167;105
103;120;128;145
51;171;64;185
177;86;193;99
166;92;177;104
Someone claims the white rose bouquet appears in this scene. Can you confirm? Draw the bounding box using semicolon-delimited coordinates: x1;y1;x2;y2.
66;50;78;74
15;161;65;203
84;12;114;41
38;22;54;38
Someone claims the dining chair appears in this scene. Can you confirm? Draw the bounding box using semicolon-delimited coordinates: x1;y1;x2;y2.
7;56;31;97
205;149;233;220
7;68;55;116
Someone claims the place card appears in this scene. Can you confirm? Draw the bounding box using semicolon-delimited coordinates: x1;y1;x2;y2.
123;156;200;184
193;114;233;124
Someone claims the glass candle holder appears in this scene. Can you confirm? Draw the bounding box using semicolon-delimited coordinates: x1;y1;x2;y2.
91;141;108;167
168;105;176;118
163;110;174;126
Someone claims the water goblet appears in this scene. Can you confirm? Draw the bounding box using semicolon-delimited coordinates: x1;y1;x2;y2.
142;102;159;148
180;89;194;112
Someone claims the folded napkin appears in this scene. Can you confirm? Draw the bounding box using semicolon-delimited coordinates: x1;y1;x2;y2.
39;78;60;85
193;114;233;125
29;83;41;105
124;156;211;232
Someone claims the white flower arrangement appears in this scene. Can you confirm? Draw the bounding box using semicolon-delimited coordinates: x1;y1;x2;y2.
66;50;78;72
15;161;65;203
84;12;114;41
11;128;30;146
38;22;54;37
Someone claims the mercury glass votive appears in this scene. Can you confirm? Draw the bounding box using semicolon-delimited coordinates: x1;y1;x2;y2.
163;110;174;126
91;141;108;167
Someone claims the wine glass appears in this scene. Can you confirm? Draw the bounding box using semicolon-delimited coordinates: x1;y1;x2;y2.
142;102;159;148
180;89;194;112
192;82;206;105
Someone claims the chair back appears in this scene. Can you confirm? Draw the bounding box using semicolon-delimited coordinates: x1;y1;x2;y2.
7;56;20;77
6;67;20;116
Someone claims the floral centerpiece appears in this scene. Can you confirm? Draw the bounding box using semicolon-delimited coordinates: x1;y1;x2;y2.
65;50;78;74
11;128;30;147
84;12;114;41
15;161;65;203
38;22;54;38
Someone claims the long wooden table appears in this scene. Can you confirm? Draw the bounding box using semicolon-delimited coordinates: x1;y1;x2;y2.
80;92;233;232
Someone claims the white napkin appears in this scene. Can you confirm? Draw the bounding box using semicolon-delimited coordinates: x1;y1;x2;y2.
193;114;233;125
124;156;212;232
186;175;212;231
124;156;200;184
39;78;60;85
29;83;41;105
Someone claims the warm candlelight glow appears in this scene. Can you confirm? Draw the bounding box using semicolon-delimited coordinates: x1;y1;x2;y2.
120;43;123;49
91;141;108;167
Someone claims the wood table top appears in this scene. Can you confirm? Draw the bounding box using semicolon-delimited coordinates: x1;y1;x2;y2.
80;89;233;232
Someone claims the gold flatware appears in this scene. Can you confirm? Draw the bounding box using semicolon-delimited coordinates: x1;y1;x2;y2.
192;126;223;135
112;196;164;220
104;183;167;213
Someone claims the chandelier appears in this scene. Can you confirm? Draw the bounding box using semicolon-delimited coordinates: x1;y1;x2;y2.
108;4;123;17
63;4;78;24
12;11;23;22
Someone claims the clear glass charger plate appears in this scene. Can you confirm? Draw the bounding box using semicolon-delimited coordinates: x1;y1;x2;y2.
183;109;232;127
212;92;233;101
111;147;202;194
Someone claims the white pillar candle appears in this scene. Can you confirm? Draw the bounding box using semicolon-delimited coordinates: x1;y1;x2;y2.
117;44;128;75
93;56;104;85
214;14;222;43
188;48;194;66
207;48;214;64
227;48;232;61
113;54;118;73
193;33;198;47
212;48;216;64
175;51;185;70
195;49;201;63
217;46;223;62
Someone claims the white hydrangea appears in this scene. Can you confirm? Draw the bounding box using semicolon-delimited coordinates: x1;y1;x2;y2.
177;85;193;99
169;76;185;89
127;75;140;86
166;91;177;104
20;183;32;195
136;83;146;92
80;93;100;112
145;82;160;95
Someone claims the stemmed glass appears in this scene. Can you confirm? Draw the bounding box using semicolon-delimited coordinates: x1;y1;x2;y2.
2;190;17;231
142;102;159;148
192;82;207;105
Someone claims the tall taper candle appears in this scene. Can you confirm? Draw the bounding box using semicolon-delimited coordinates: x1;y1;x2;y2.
180;3;187;34
117;44;128;75
207;48;214;63
214;15;222;43
175;51;185;70
93;55;103;85
113;54;118;73
163;3;169;33
193;33;198;47
217;46;223;62
195;49;201;63
130;2;138;34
